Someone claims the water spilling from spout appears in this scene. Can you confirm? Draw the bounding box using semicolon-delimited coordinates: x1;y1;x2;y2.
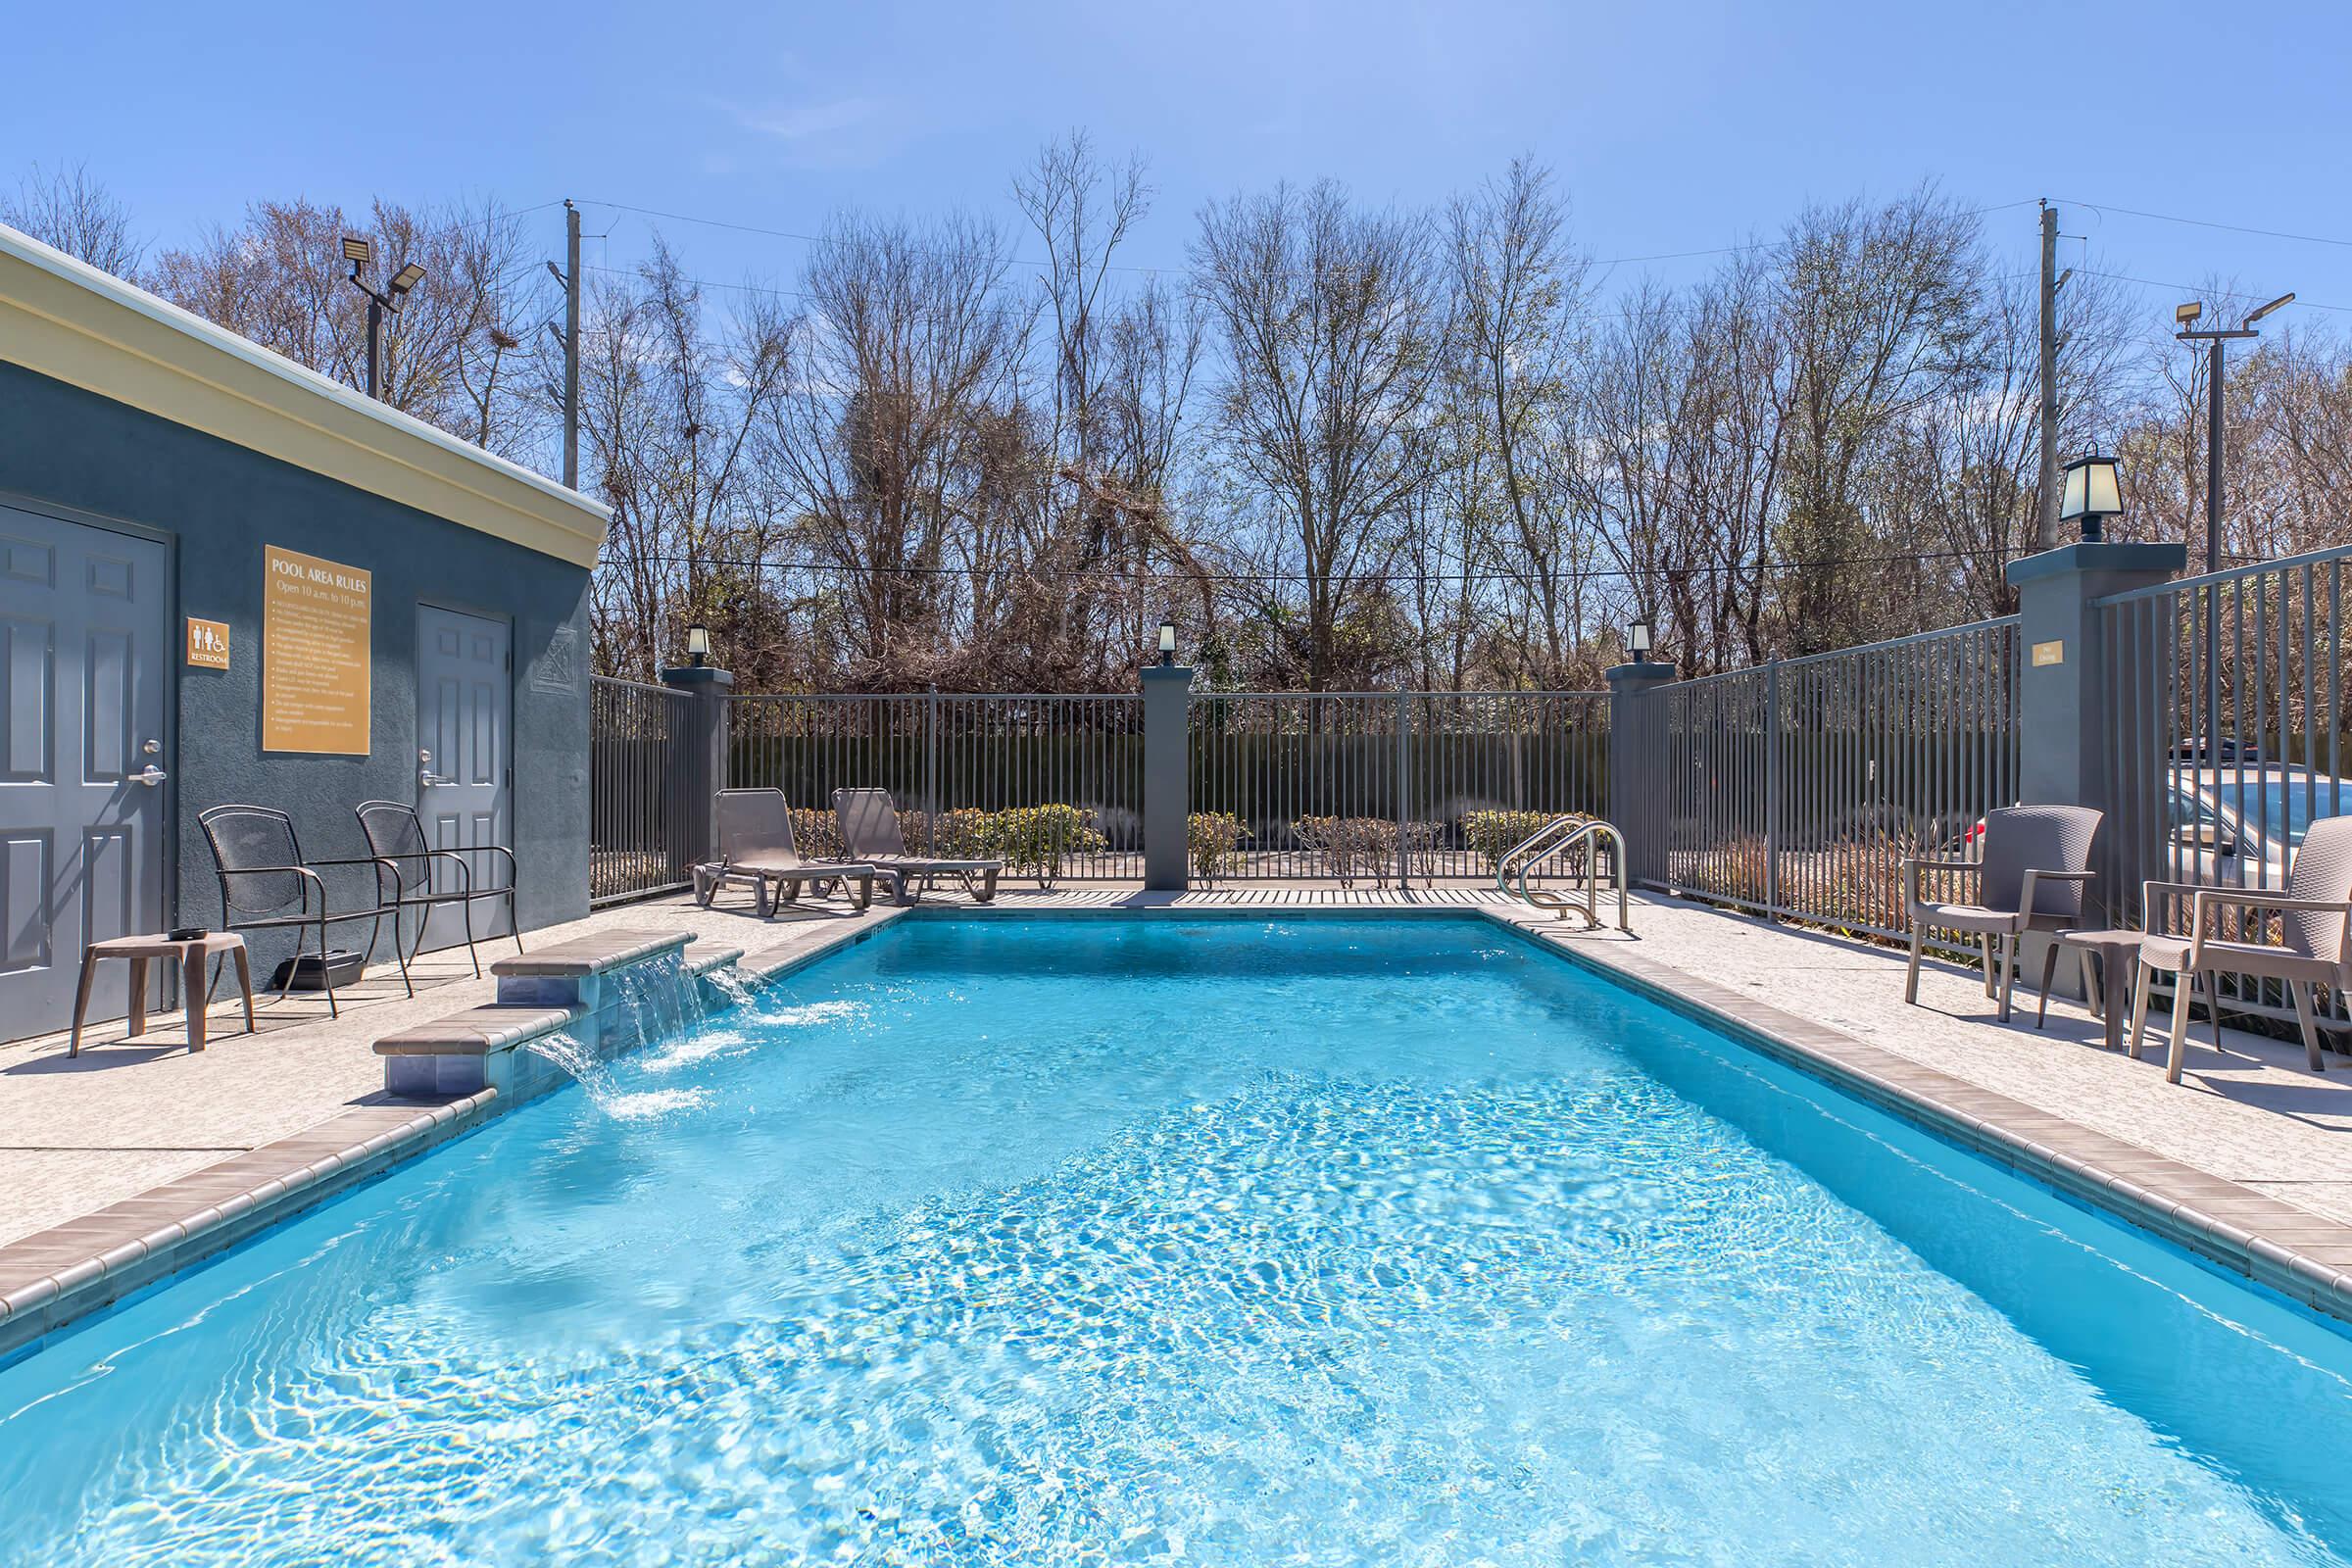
705;965;756;1008
608;952;699;1053
520;1030;708;1121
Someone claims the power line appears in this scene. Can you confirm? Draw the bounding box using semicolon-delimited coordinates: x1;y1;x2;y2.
2053;198;2352;252
2072;269;2352;317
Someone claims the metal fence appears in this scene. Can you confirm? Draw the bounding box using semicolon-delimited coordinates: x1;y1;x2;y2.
1653;617;2022;945
589;676;696;906
727;692;1145;879
2098;543;2352;1027
1187;691;1609;883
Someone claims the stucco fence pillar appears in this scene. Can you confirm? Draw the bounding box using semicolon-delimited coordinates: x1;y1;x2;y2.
1140;664;1195;892
660;663;734;868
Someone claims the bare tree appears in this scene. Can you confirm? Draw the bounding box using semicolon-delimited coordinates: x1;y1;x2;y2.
1772;189;1983;653
150;197;539;453
3;164;143;277
760;211;1030;686
1195;180;1451;689
1446;159;1594;684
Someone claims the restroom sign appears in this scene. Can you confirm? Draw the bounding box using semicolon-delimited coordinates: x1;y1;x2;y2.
262;546;372;755
186;616;230;669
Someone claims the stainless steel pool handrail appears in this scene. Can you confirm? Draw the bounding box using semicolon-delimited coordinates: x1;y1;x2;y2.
1494;815;1632;932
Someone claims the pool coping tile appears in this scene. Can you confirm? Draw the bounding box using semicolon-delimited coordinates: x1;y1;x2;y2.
0;1093;496;1358
1475;905;2352;1327
13;896;2352;1356
0;906;904;1357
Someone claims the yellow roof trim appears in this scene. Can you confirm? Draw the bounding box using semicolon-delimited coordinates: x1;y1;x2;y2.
0;222;610;568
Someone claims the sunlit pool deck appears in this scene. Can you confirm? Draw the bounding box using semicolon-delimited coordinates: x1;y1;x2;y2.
8;883;2352;1353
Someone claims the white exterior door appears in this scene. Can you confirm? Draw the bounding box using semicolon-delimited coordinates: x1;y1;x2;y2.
0;508;169;1039
416;605;512;952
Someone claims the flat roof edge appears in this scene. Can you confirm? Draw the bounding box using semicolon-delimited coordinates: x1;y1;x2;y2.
0;222;610;569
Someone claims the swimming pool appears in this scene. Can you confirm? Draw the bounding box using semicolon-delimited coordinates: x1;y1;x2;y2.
4;914;2351;1564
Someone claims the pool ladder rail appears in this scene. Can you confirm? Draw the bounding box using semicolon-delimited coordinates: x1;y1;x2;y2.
1494;816;1632;933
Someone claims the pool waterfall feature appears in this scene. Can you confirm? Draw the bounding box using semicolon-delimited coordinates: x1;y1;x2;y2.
373;930;756;1104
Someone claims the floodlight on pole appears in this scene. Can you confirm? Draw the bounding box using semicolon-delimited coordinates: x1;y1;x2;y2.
2177;284;2293;742
2245;292;2296;326
339;237;427;403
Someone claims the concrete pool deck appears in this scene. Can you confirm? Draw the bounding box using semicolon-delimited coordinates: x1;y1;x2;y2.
7;883;2352;1347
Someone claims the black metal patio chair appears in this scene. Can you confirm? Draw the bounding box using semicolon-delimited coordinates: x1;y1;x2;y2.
196;804;405;1016
355;800;522;978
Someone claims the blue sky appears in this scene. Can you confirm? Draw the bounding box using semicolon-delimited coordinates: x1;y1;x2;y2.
8;0;2350;334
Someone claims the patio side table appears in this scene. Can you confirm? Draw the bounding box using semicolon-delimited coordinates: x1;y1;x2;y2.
2047;928;2144;1054
69;933;255;1056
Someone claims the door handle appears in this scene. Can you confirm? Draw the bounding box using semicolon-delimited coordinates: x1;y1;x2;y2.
132;764;168;787
418;749;454;788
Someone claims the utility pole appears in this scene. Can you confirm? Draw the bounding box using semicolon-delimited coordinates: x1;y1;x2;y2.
2035;201;2060;550
563;200;582;490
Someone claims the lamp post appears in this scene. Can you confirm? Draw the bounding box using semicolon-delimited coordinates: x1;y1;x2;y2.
2178;292;2290;753
341;236;427;402
686;623;711;668
1157;616;1177;668
2056;451;2121;544
2177;292;2293;579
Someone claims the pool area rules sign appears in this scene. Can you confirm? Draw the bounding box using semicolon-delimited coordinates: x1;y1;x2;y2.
262;545;372;755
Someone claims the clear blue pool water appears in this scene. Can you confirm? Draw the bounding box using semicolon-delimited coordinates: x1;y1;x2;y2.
5;914;2352;1565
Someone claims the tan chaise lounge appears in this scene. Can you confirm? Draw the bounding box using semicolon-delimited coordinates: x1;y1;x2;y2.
701;789;875;916
1902;805;2101;1023
2130;813;2352;1084
832;788;1003;906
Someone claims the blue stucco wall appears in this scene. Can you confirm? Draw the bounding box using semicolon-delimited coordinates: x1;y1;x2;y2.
0;361;593;976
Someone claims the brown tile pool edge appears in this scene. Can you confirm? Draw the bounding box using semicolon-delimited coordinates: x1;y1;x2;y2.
0;912;906;1360
1476;908;2352;1327
0;1093;496;1357
14;898;2351;1358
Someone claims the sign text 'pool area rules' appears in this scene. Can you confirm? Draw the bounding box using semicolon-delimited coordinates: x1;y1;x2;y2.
185;616;230;669
262;546;371;755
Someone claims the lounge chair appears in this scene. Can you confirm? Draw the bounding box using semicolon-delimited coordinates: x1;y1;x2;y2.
832;788;1003;906
1902;805;2101;1023
355;800;521;979
704;789;875;916
2129;813;2352;1084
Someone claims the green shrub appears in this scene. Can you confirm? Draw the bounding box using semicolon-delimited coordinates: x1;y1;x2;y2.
1188;811;1250;883
928;808;995;859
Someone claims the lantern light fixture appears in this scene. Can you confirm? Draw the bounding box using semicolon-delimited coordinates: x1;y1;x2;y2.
686;623;711;667
1628;615;1654;660
1157;617;1177;667
2058;451;2123;543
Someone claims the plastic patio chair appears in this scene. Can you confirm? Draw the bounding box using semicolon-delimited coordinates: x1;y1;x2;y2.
355;801;522;979
1902;805;2101;1023
705;789;876;915
2129;813;2352;1084
196;804;403;1016
831;788;1003;906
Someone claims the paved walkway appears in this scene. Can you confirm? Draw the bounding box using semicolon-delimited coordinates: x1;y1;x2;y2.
7;883;2351;1252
